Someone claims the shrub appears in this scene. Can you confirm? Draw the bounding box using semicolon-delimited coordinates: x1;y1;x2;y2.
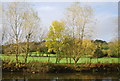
26;61;53;73
2;59;27;72
93;47;104;58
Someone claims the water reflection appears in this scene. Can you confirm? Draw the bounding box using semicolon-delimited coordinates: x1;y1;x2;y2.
1;79;120;81
2;72;120;81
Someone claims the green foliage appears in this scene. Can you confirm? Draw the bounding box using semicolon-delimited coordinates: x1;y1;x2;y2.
82;40;96;57
2;58;27;72
93;39;109;57
93;46;104;58
2;41;48;54
46;20;65;54
108;41;119;57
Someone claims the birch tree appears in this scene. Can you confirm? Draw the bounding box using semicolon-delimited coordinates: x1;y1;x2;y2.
22;7;40;63
3;2;25;63
63;2;94;65
3;2;41;63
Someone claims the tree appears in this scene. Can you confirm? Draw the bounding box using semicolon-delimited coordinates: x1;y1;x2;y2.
3;2;42;63
22;7;41;63
108;40;119;57
3;2;26;63
45;21;65;63
93;46;104;58
94;39;109;58
82;40;96;63
63;2;94;65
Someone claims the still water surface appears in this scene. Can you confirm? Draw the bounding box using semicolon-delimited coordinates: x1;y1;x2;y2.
2;72;120;81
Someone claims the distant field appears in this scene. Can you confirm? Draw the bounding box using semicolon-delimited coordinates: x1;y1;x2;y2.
1;53;120;64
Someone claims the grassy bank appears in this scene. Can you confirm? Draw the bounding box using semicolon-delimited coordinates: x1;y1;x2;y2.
2;60;75;73
2;59;120;73
2;54;120;73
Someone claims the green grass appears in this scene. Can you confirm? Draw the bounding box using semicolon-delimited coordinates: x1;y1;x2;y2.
1;54;120;64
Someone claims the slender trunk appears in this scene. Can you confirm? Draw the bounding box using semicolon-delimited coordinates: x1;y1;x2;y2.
15;11;19;63
55;58;58;64
16;38;19;63
25;38;29;63
74;60;77;68
96;58;98;63
48;54;50;62
90;57;91;63
85;54;87;64
80;22;86;45
89;57;92;67
39;52;41;56
66;57;68;64
74;58;79;67
70;57;71;64
56;54;58;64
69;52;72;64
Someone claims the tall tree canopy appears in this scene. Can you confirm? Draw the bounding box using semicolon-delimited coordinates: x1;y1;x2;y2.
63;2;94;65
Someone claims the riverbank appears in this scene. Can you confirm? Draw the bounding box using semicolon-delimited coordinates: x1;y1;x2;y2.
2;60;120;73
2;72;120;79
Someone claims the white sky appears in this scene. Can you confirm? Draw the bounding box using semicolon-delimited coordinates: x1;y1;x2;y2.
30;2;118;42
1;0;120;2
1;1;118;42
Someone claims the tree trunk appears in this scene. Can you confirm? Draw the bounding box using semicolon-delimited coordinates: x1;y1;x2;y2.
74;60;78;68
66;57;68;64
69;52;72;64
56;54;58;64
56;58;58;64
89;57;92;63
25;38;29;63
69;57;71;64
16;38;19;63
74;58;79;67
48;54;50;62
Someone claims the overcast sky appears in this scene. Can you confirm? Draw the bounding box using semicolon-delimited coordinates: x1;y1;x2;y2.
30;2;118;42
1;2;118;42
